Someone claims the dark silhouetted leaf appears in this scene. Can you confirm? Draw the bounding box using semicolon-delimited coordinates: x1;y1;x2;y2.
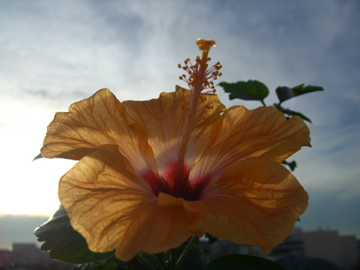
276;104;312;123
219;80;269;102
33;153;43;161
276;84;323;104
282;160;297;171
34;205;114;264
178;247;210;270
166;237;210;270
204;254;287;270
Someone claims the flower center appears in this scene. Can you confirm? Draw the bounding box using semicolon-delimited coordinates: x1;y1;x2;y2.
142;162;210;201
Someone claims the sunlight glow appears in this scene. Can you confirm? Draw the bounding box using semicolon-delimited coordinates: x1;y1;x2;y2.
0;99;75;216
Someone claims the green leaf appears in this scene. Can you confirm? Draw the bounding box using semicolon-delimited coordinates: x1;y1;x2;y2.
161;238;210;270
101;262;118;270
219;80;269;102
178;247;210;270
282;160;297;171
276;105;312;123
276;84;323;104
204;254;287;270
33;153;43;161
34;205;114;264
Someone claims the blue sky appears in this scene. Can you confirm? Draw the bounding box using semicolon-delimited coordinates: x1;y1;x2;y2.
0;0;359;248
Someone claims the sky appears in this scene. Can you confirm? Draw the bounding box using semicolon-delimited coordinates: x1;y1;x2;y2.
0;0;359;249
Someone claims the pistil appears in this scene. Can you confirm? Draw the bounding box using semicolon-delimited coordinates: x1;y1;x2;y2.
173;39;222;198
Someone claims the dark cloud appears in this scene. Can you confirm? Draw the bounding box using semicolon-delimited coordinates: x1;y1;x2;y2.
22;89;89;101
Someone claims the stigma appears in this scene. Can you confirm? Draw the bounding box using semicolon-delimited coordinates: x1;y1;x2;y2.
196;39;216;51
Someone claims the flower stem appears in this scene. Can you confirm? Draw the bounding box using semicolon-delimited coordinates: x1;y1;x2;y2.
136;253;157;270
175;236;198;269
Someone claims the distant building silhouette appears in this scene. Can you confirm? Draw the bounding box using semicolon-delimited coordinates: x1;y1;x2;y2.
0;249;12;268
200;239;266;258
271;228;359;270
1;230;359;270
200;228;359;270
0;243;72;270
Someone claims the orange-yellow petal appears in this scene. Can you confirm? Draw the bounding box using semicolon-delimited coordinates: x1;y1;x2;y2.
123;86;225;171
184;159;308;253
41;88;156;173
59;147;198;261
190;106;311;180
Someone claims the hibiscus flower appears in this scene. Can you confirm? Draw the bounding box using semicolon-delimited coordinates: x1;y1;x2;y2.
41;39;310;261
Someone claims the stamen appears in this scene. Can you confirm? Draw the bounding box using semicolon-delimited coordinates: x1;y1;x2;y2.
178;39;222;94
174;39;222;198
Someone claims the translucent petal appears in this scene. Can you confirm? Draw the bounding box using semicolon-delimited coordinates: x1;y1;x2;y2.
59;147;197;261
190;106;311;180
41;88;156;173
123;86;225;172
185;159;309;253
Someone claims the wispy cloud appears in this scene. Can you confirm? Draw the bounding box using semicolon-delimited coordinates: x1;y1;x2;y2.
0;0;359;243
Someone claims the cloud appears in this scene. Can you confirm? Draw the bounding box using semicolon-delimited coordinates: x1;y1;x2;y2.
0;0;359;243
1;1;137;101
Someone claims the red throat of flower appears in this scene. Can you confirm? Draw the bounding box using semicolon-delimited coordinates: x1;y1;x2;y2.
143;162;211;201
